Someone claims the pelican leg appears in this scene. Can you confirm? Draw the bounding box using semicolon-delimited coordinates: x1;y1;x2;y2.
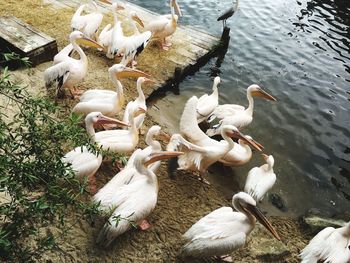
163;38;172;47
131;59;137;69
214;255;233;262
88;175;97;194
160;38;170;51
198;172;211;185
138;219;151;230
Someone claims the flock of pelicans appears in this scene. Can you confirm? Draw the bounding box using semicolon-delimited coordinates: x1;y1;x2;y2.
40;0;349;262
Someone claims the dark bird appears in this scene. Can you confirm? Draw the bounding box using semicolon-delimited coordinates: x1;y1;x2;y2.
217;0;239;27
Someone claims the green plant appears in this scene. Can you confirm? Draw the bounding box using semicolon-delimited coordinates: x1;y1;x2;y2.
0;60;104;261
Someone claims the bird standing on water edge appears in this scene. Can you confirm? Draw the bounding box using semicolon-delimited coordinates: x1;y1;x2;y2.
217;0;240;28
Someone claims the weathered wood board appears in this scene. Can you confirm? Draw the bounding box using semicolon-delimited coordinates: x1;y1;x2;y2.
0;16;58;68
46;0;223;98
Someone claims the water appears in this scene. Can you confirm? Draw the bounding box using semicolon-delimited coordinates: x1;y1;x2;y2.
132;0;350;217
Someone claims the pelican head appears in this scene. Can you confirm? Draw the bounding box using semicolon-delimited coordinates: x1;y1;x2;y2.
232;192;281;241
109;64;151;79
171;0;183;17
71;31;104;49
130;11;144;27
262;154;274;168
213;76;221;87
222;125;263;151
137;76;155;86
248;84;276;101
85;112;129;127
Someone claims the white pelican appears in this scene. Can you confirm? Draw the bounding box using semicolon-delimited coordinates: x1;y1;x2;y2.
206;84;276;136
72;64;150;116
94;107;146;154
71;1;103;40
244;154;276;202
219;135;263;167
182;192;281;261
196;76;221;123
98;2;125;56
122;77;153;130
144;0;182;50
300;221;350;263
62;112;126;192
94;148;183;247
167;96;262;183
44;31;103;98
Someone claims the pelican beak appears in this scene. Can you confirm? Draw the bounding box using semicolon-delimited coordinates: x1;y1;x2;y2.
76;36;104;50
228;130;263;152
247;137;264;151
251;88;276;101
117;4;125;11
115;67;151;79
143;78;156;84
156;131;171;143
132;14;144;28
144;151;184;166
99;0;111;4
172;0;183;17
262;153;269;162
96;115;130;127
132;107;147;117
244;204;281;241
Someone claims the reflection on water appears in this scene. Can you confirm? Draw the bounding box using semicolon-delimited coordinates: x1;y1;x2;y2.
133;0;350;217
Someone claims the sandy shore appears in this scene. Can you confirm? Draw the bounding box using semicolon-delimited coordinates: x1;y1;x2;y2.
0;1;312;262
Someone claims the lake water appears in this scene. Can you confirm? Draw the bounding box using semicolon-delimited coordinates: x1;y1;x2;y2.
133;0;350;217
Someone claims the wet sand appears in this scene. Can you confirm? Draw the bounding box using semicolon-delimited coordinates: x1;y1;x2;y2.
0;1;311;262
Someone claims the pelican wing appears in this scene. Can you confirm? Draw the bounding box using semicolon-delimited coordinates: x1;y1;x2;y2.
244;165;276;201
72;99;115;116
145;18;169;35
98;24;112;47
71;4;86;30
92;167;138;211
121;31;152;65
79;89;117;102
300;227;337;263
44;61;71;91
53;44;74;65
96;179;157;247
182;207;248;257
209;104;245;122
197;93;218;122
82;13;103;38
180;96;210;145
62;146;102;179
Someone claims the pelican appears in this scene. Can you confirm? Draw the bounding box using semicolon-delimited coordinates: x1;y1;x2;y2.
182;192;281;261
300;221;350;263
71;1;103;40
244;154;276;202
217;0;239;28
94;107;146;153
206;84;276;136
44;31;103;98
167;96;262;183
219;135;263;167
196;76;221;124
92;126;170;211
122;77;153;130
144;0;182;50
72;64;150;116
98;2;125;55
94;148;183;247
62;112;126;192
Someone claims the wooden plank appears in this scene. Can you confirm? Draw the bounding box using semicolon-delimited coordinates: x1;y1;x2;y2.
44;0;222;99
0;16;58;68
